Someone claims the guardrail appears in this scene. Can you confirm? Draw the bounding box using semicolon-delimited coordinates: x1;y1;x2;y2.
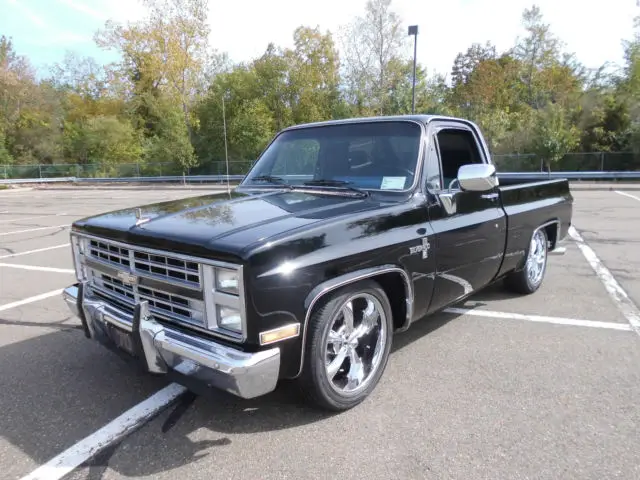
498;171;640;180
1;177;77;184
0;175;246;185
1;171;640;186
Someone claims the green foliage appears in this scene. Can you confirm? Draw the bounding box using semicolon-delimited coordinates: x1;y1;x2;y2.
1;0;640;174
530;104;581;166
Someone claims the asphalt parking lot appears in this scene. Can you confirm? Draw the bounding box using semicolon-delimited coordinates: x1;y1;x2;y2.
1;184;639;480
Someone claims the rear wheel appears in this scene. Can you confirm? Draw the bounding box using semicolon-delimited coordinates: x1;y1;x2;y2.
297;280;393;411
504;227;548;294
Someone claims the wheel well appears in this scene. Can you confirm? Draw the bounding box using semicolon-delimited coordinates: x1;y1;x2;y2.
303;270;411;341
371;272;408;331
543;222;558;249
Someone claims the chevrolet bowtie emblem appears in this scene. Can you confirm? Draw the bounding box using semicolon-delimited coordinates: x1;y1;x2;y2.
117;271;138;285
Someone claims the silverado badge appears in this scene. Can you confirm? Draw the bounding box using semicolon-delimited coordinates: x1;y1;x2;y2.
117;271;138;285
409;237;431;259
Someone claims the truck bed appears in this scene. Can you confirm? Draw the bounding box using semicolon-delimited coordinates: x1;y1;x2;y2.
493;176;573;278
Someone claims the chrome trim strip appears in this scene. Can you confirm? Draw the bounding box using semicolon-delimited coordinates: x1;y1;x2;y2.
202;264;217;330
520;220;561;269
212;291;240;308
536;219;561;249
295;265;413;377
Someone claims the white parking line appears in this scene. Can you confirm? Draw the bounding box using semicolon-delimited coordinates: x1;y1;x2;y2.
569;225;640;336
8;299;630;480
0;262;74;274
20;383;187;480
0;214;68;224
0;187;33;195
0;224;69;236
445;307;632;331
0;244;70;259
614;190;640;202
0;288;64;312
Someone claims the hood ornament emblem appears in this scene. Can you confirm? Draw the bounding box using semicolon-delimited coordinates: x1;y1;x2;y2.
135;208;151;226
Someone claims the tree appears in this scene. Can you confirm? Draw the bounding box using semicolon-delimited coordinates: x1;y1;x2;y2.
451;42;497;88
95;0;212;142
530;104;580;169
340;0;409;115
0;36;37;136
286;26;342;124
513;5;562;108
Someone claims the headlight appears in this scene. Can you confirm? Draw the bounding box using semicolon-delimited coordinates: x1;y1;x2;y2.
215;268;238;295
217;305;242;332
203;264;245;339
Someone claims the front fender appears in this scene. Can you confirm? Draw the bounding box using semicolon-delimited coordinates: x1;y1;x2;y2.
295;264;414;377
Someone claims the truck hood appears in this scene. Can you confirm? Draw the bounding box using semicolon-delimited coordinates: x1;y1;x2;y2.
71;188;388;261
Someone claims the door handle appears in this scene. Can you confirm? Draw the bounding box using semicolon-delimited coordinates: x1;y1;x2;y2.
481;193;498;200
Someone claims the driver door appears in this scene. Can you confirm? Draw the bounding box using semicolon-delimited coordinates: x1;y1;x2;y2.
425;122;507;314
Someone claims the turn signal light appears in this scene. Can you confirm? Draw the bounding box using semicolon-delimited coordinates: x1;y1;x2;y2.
259;324;300;345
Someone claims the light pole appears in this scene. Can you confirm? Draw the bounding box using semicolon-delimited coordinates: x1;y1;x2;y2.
408;25;418;114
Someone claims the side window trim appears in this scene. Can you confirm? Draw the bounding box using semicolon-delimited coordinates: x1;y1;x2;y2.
434;123;487;193
424;132;443;193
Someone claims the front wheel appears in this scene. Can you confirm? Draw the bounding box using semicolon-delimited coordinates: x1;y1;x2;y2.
504;227;548;294
297;279;393;411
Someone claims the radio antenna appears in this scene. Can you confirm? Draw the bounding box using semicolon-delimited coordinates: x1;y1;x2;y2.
222;94;230;195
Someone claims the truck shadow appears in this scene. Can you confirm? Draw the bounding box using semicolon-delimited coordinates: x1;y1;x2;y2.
460;280;521;303
82;309;475;478
0;320;169;476
2;304;475;478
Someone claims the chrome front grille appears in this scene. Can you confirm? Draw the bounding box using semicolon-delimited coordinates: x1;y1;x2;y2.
88;269;205;327
72;233;246;342
88;239;201;289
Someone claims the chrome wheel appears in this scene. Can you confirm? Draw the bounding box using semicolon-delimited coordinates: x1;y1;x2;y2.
324;293;387;395
526;229;547;286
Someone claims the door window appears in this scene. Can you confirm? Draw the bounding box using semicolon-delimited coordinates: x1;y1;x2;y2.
435;128;484;189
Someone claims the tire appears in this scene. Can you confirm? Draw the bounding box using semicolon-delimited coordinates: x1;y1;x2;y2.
504;227;548;294
297;279;394;411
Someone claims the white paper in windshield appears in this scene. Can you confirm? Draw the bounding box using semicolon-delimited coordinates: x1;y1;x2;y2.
380;177;406;190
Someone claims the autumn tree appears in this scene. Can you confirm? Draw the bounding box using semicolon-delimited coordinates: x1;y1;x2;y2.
451;42;497;88
94;0;215;170
340;0;410;115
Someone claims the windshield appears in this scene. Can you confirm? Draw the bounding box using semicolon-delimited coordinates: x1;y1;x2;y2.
242;121;422;192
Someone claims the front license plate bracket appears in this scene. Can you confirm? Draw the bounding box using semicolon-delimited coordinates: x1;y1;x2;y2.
107;323;136;356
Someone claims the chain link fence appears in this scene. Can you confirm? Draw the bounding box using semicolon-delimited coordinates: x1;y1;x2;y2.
2;153;640;180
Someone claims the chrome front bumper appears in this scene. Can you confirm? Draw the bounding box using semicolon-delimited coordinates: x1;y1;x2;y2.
62;283;280;399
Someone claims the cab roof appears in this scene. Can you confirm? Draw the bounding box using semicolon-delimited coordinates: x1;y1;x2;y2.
279;114;475;131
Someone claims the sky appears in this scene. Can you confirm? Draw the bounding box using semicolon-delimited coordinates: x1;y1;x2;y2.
1;0;639;80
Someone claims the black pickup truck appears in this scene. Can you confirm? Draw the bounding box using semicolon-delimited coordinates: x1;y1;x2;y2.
62;115;573;411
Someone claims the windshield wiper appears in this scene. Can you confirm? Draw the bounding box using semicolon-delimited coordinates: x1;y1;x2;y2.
249;175;293;188
302;179;369;196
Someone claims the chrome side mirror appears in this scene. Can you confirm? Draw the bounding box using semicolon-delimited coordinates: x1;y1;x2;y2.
457;164;498;192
